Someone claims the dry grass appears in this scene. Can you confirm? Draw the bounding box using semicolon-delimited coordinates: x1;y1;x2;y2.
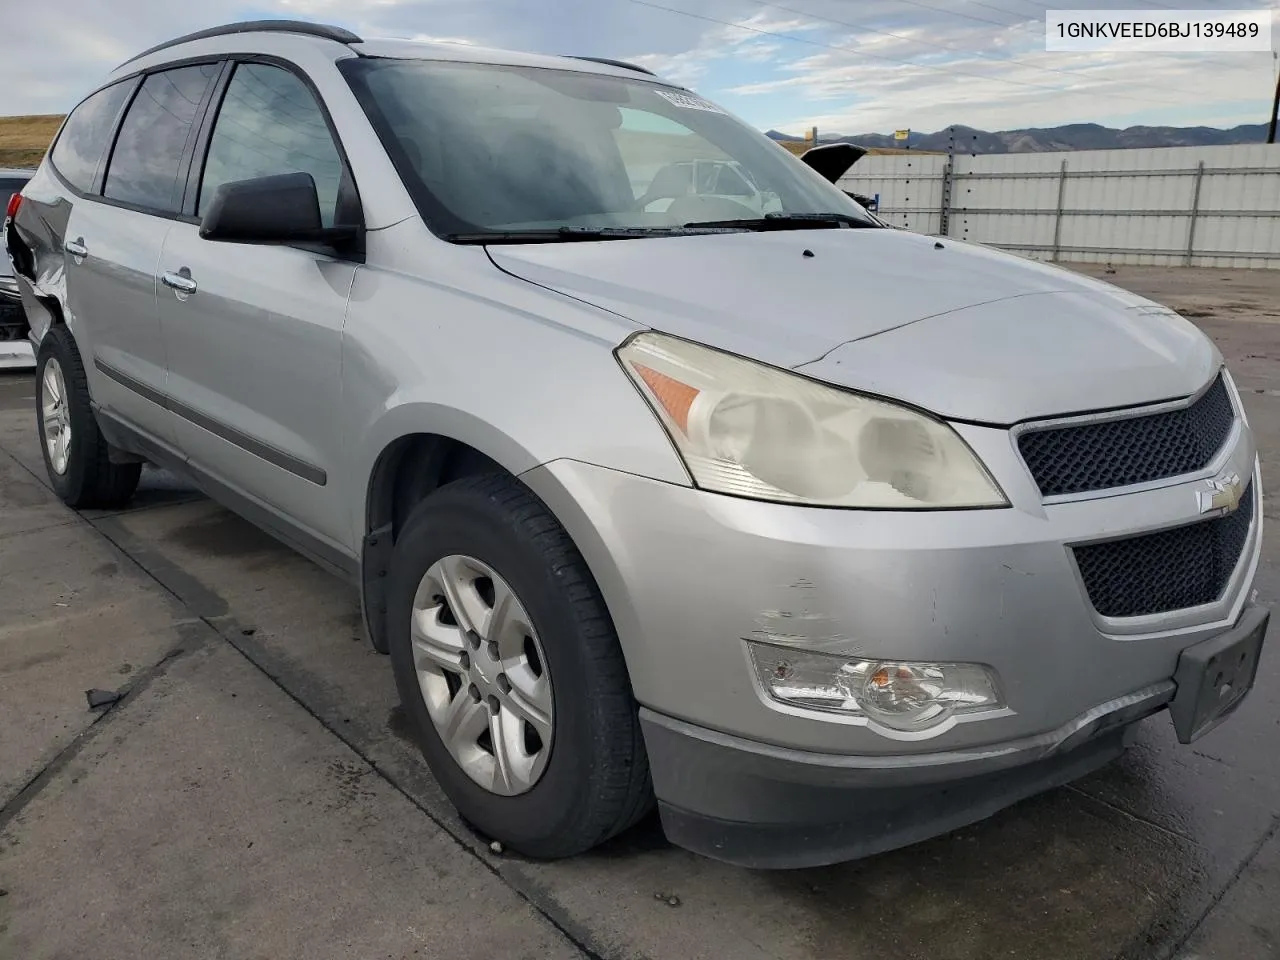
0;115;63;169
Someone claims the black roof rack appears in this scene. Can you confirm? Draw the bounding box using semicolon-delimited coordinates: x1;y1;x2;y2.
568;56;657;77
118;20;363;68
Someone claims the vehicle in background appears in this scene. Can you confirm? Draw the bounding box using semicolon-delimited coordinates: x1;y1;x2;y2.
798;142;882;214
637;149;883;221
7;21;1267;870
639;159;782;217
1;168;35;369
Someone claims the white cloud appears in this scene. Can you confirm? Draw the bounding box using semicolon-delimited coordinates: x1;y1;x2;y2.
740;41;1275;133
407;33;476;45
277;0;411;11
0;0;1272;139
692;0;1278;134
2;0;240;114
629;8;818;85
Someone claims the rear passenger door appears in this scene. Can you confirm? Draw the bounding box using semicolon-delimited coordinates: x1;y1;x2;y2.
157;60;361;555
66;63;222;447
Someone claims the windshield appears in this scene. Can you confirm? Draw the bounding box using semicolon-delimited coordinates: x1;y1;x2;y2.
339;58;877;240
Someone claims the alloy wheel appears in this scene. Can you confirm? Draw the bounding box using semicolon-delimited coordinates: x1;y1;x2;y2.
41;358;71;475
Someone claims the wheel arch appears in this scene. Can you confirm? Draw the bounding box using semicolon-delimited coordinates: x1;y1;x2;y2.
356;404;549;655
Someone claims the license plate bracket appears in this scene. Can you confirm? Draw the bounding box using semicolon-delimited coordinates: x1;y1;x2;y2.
1170;605;1269;744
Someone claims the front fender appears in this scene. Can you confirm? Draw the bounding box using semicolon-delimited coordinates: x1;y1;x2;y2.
342;227;691;546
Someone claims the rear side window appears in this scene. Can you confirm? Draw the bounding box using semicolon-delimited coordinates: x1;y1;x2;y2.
49;81;134;193
104;64;220;213
198;63;345;226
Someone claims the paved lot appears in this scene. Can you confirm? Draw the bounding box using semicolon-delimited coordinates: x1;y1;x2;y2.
1;265;1279;960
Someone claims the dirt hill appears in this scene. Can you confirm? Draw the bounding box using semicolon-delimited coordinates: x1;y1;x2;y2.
768;121;1270;154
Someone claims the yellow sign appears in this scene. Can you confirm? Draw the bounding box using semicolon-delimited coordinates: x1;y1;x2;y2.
894;129;910;141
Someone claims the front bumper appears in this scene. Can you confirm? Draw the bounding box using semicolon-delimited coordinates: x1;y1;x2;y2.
643;694;1155;869
0;338;34;370
0;343;34;371
642;602;1266;868
523;433;1261;756
519;408;1264;863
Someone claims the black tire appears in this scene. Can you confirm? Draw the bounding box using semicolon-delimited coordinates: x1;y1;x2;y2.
387;473;654;859
35;326;141;509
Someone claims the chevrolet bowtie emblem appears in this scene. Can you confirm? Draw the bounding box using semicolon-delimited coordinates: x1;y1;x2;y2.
1198;474;1244;515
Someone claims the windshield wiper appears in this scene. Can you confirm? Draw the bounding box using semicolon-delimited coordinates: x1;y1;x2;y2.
682;212;879;231
447;225;704;244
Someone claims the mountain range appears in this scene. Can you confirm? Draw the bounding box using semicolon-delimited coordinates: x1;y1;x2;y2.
766;122;1270;154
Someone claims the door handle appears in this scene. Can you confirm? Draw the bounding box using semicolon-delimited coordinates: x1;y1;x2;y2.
65;238;88;259
161;271;198;296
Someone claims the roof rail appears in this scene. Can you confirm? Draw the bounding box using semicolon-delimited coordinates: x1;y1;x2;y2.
568;56;657;77
118;20;363;68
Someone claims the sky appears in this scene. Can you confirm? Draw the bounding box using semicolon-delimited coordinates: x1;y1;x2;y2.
3;0;1277;135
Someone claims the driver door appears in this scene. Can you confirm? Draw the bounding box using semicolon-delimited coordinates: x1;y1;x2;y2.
157;60;361;556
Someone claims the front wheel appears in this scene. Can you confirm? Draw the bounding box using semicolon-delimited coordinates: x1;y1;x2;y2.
387;473;653;859
35;326;140;509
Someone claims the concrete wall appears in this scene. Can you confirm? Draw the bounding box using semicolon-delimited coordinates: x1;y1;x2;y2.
839;143;1280;269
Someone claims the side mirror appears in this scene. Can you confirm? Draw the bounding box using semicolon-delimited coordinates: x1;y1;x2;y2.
846;190;879;212
199;172;358;250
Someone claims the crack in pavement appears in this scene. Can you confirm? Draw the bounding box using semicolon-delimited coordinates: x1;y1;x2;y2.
0;519;78;542
1158;814;1280;960
1066;782;1199;845
81;495;208;520
0;635;201;830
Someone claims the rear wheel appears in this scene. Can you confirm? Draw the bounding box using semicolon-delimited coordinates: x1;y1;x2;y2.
387;473;653;858
35;326;140;509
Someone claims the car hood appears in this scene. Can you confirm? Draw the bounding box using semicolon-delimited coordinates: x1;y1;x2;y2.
488;229;1219;423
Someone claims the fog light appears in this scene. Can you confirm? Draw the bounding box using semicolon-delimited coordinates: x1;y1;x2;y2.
748;642;1004;733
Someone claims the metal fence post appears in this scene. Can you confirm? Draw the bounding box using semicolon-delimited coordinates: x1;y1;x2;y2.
939;158;954;237
1186;160;1206;266
1051;158;1068;261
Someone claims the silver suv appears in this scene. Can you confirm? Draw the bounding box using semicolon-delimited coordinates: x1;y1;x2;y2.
6;20;1268;869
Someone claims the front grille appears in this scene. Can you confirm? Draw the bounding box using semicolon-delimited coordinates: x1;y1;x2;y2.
1019;375;1235;497
1073;481;1254;618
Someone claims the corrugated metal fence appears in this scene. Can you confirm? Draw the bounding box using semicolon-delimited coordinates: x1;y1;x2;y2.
839;144;1280;269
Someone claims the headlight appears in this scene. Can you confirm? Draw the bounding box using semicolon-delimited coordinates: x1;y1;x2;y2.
748;642;1005;733
618;332;1007;508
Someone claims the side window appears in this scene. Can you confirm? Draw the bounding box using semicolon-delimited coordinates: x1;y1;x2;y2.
104;64;220;213
198;64;346;227
49;81;134;193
